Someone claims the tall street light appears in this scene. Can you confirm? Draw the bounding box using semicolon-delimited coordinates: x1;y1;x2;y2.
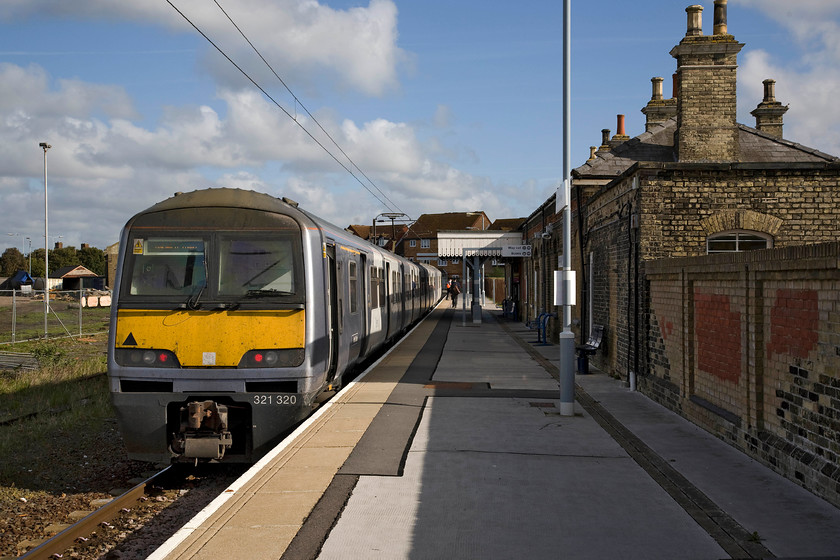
40;142;51;338
372;212;407;251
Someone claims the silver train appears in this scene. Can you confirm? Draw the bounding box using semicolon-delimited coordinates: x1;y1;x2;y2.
107;188;441;463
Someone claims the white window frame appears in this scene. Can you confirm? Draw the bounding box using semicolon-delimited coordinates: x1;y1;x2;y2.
707;230;773;254
421;239;431;249
409;239;417;248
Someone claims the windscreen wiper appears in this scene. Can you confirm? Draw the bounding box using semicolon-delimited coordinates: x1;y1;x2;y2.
186;284;206;310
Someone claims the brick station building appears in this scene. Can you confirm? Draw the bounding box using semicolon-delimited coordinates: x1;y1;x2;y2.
516;1;840;506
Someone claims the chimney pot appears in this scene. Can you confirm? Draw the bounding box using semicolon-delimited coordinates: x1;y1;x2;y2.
588;146;597;162
672;73;679;99
713;0;728;35
651;77;664;101
686;5;703;37
616;114;626;136
763;79;776;102
601;129;610;145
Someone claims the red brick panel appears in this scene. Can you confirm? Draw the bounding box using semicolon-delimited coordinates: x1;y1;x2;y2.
767;289;819;359
694;290;741;383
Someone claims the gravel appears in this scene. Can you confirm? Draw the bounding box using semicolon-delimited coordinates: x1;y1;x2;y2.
0;398;245;559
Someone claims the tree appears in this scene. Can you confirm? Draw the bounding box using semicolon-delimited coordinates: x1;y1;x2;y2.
0;247;25;276
50;246;81;272
30;248;45;278
78;246;106;276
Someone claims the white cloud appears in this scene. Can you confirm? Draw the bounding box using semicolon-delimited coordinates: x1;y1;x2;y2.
0;0;405;97
0;59;509;250
737;3;840;156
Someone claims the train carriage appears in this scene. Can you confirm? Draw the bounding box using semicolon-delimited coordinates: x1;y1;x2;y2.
107;188;440;463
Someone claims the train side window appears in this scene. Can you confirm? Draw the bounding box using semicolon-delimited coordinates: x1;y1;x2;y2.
349;260;358;314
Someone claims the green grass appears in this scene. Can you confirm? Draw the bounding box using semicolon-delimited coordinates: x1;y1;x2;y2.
0;336;117;489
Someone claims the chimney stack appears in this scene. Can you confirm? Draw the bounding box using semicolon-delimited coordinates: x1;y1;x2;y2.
642;77;677;132
670;2;743;161
751;79;788;139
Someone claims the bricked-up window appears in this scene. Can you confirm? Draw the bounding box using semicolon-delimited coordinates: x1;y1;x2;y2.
707;230;772;253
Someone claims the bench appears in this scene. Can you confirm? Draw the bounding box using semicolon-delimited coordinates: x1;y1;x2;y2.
576;324;603;374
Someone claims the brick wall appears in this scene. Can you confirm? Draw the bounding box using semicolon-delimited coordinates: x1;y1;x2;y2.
646;242;840;507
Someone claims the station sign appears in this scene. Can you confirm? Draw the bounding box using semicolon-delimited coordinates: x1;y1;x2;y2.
501;245;532;258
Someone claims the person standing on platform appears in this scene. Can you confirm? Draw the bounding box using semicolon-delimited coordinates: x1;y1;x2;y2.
449;279;460;308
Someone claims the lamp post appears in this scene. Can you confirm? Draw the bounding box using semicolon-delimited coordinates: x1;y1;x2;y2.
372;212;407;251
40;142;51;338
26;237;31;275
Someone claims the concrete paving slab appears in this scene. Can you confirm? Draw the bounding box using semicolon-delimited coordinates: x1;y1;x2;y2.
184;525;299;560
576;372;840;558
319;396;726;560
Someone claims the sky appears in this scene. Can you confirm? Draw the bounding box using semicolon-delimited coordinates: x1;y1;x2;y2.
1;0;840;254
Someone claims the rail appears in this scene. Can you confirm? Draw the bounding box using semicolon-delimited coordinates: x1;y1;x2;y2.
18;466;173;560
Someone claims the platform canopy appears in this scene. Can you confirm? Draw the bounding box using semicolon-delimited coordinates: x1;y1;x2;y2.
437;230;524;258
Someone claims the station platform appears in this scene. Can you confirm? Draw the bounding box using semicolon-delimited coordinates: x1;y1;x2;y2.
151;305;840;560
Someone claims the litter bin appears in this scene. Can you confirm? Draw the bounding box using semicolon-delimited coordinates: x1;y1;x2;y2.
577;353;589;375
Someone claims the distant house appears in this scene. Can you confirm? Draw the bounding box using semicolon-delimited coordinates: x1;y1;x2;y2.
52;265;105;291
345;223;407;252
398;212;491;279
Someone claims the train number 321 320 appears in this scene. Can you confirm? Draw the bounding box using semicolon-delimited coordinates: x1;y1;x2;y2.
253;395;298;405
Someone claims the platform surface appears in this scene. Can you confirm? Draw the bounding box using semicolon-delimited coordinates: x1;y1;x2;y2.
152;305;840;560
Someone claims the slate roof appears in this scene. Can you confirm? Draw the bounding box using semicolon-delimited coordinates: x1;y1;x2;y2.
573;118;839;180
405;212;489;238
489;218;526;231
346;224;372;239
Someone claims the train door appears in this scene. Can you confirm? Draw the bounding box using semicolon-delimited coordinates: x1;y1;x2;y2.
357;253;369;358
384;261;393;339
325;244;340;384
345;251;363;363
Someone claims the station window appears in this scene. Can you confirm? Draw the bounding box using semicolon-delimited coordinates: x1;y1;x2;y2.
421;239;431;249
707;230;772;253
409;240;416;247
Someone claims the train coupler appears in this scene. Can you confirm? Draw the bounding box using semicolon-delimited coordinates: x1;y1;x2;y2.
170;400;233;460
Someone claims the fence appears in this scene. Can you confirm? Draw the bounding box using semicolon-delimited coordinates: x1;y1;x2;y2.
0;289;112;345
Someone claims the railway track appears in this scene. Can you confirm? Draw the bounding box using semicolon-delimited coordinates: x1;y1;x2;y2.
18;467;173;560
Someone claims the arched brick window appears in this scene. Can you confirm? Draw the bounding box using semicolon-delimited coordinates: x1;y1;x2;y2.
706;230;772;253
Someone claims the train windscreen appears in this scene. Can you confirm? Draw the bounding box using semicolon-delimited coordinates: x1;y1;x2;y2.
218;236;297;296
128;239;207;297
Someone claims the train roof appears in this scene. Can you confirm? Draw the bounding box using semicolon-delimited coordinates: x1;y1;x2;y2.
135;188;300;215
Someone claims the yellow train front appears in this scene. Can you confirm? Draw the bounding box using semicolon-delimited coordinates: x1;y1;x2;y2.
108;188;440;463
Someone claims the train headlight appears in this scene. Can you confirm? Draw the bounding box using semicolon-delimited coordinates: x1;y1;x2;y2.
116;348;180;368
239;349;303;368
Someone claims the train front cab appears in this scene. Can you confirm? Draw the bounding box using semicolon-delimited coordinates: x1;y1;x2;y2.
108;201;327;463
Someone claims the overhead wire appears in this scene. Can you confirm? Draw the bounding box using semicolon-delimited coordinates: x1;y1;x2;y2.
210;0;405;216
165;0;398;214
